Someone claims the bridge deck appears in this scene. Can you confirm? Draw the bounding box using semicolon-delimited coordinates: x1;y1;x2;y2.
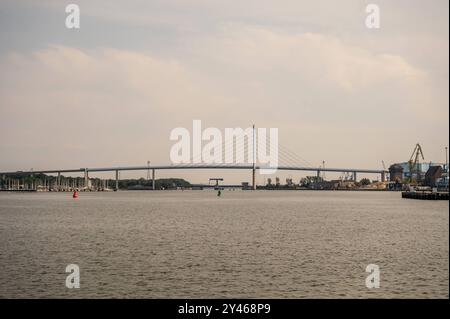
0;165;386;175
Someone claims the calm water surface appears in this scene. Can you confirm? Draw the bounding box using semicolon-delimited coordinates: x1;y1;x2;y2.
0;190;448;298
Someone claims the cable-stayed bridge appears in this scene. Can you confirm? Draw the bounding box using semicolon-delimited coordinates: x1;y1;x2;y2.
0;130;387;190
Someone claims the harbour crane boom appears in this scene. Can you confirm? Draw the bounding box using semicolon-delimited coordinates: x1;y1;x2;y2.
408;143;425;183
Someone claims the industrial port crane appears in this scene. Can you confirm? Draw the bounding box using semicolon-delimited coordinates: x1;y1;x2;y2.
408;143;425;183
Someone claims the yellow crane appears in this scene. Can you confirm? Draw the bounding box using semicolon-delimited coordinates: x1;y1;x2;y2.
408;143;425;183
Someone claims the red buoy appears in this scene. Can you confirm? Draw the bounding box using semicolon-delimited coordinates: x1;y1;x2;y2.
72;191;78;199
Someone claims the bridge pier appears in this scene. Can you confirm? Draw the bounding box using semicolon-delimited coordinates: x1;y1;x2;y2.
252;168;256;190
152;169;155;190
353;171;357;182
115;170;119;191
84;169;89;190
381;171;386;182
57;172;61;191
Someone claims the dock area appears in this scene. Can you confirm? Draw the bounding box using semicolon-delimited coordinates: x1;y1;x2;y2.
402;191;449;200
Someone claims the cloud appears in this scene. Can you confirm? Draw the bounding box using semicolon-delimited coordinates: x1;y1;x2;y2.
192;24;428;100
0;46;228;168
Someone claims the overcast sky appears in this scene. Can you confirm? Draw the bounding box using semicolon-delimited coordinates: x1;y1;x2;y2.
0;0;448;183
